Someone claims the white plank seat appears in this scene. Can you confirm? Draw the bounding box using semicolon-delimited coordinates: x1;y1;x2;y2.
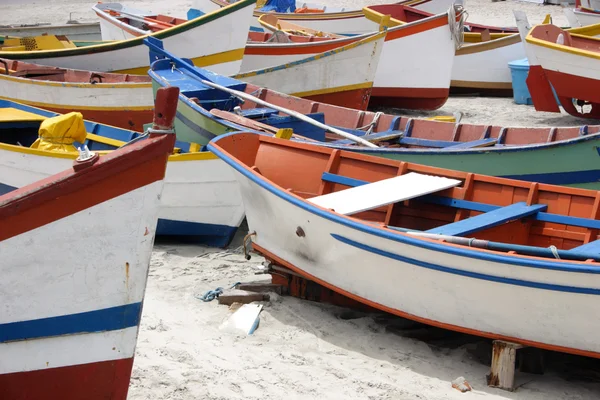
308;172;462;215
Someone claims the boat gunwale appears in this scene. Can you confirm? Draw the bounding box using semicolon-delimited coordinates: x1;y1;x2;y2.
207;131;600;273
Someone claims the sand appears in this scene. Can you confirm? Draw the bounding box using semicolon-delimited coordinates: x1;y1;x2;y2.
2;0;600;398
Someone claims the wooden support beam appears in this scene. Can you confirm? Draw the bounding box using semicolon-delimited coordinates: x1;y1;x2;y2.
217;289;269;306
487;340;525;391
236;282;286;295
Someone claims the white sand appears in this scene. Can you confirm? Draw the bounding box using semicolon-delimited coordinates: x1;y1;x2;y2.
2;0;600;398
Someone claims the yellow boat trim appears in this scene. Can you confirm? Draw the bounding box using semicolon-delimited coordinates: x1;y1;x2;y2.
0;95;153;111
525;29;600;61
566;23;600;37
456;34;521;56
0;73;152;89
291;82;373;98
0;140;217;161
451;80;513;90
0;107;46;122
113;48;245;75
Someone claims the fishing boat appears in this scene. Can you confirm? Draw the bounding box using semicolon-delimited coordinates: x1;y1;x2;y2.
522;22;600;119
112;5;458;110
191;0;455;34
209;131;600;359
0;58;153;131
0;22;101;41
149;41;600;189
0;87;176;399
0;0;254;76
257;14;345;38
0;96;244;247
363;4;523;94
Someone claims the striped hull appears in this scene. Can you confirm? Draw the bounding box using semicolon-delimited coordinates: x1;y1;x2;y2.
0;133;172;399
0;0;254;76
0;74;154;131
210;138;600;359
0;147;244;247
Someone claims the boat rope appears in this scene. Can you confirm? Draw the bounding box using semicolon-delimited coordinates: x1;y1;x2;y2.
548;245;561;259
449;3;468;50
196;282;241;302
357;112;383;134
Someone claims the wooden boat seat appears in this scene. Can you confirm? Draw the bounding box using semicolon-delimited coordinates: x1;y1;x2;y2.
309;172;461;215
321;172;600;231
424;202;548;236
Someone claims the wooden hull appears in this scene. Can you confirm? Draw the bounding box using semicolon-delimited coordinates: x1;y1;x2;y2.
99;7;386;111
0;23;101;41
0;101;244;247
0;0;255;76
0;128;173;399
209;132;600;359
0;71;153;131
525;25;600;118
150;70;600;190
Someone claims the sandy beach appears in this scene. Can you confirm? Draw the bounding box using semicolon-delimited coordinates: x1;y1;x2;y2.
2;0;600;398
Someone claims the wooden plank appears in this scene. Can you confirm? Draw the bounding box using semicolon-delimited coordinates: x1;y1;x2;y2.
236;282;285;295
487;340;525;391
308;172;461;215
217;289;269;306
426;202;547;236
566;239;600;256
446;138;497;149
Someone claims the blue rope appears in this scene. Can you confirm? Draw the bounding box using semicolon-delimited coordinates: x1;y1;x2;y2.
197;282;241;302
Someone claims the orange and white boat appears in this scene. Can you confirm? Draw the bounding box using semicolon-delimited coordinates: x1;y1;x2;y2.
97;4;458;110
0;58;152;131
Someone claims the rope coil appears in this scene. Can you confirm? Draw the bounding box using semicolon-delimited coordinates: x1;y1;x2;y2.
449;3;468;50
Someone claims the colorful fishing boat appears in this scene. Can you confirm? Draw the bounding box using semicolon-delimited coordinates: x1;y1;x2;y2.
0;87;176;400
209;130;600;359
149;41;600;189
116;4;457;110
0;0;254;75
363;4;523;94
0;22;101;41
191;0;455;34
0;58;153;131
0;96;244;247
522;22;600;119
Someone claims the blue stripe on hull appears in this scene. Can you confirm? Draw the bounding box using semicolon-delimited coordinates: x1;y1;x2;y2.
176;110;218;142
332;234;600;295
501;169;600;185
156;218;238;247
0;303;142;343
0;182;17;196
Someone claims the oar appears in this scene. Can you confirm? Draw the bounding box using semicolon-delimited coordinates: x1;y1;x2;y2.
196;78;378;148
103;7;175;29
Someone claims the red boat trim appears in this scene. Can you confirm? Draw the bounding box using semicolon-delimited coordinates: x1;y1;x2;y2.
254;242;600;359
385;13;449;41
302;87;372;111
244;35;362;56
0;133;174;242
370;87;449;110
0;358;134;400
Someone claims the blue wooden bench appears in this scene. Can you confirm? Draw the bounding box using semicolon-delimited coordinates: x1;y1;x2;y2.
424;202;547;236
240;107;279;119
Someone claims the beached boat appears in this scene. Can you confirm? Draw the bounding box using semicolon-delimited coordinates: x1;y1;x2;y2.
257;14;345;38
209;130;600;359
0;96;244;247
0;0;254;75
115;5;457;109
363;4;522;94
0;58;153;131
149;42;600;189
191;0;455;34
0;87;176;399
0;22;101;41
523;23;600;119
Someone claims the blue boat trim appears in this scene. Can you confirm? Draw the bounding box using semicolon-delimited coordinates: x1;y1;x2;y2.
0;182;16;196
156;218;238;247
0;302;142;343
331;234;600;295
207;132;600;274
500;169;600;185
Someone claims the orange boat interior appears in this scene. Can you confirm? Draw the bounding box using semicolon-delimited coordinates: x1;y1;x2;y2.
0;58;150;83
219;84;600;147
106;10;187;32
215;133;600;259
247;30;332;43
529;24;600;52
